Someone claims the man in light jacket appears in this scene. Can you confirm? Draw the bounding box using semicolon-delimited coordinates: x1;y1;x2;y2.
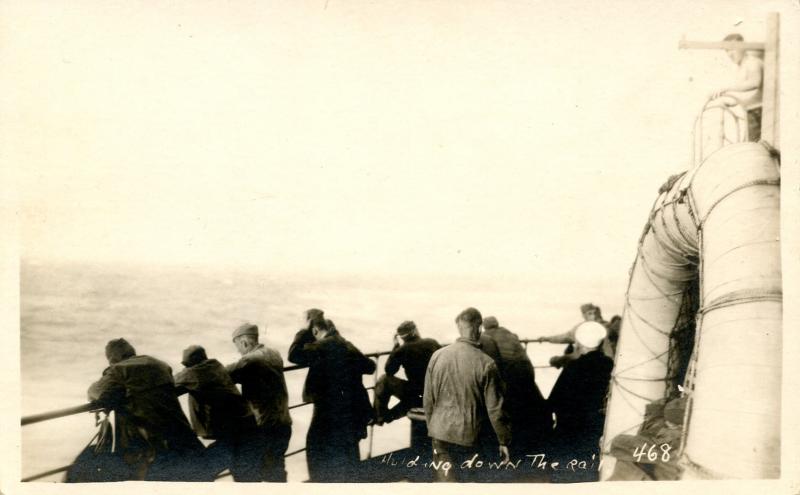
226;323;293;482
423;307;511;482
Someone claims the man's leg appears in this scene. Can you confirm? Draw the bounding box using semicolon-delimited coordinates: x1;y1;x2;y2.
202;438;235;480
748;108;762;142
261;423;292;482
431;438;461;482
374;375;410;424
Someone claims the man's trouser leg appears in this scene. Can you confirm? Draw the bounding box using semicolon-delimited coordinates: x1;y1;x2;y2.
202;438;235;479
260;423;292;482
431;439;473;482
232;426;266;482
748;108;762;142
374;375;411;423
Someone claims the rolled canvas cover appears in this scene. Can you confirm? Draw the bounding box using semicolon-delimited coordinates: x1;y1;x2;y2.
601;142;781;479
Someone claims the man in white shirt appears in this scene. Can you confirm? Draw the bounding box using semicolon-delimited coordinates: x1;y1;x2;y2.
710;33;764;141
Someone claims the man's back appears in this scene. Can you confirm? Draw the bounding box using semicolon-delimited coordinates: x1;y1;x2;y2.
482;327;528;365
424;339;509;447
302;334;374;420
88;355;203;457
228;344;291;428
175;358;252;439
385;336;440;393
549;350;613;437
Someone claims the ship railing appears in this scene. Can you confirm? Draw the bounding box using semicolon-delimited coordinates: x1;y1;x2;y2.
21;339;552;482
691;94;750;167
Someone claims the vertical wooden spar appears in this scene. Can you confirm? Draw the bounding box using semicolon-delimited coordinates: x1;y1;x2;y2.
760;13;779;148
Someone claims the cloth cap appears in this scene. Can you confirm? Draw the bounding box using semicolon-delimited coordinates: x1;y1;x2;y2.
232;322;258;341
580;303;597;313
396;320;417;336
305;308;324;322
483;316;499;330
105;338;136;364
575;321;607;349
182;345;207;367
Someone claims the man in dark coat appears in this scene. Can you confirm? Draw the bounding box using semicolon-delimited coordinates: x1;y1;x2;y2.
87;338;210;481
174;345;258;481
547;321;613;482
288;309;376;482
226;323;293;482
373;320;441;425
480;316;552;461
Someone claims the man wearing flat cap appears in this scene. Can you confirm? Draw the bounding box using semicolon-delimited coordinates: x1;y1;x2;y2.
373;320;441;425
174;345;257;481
479;316;552;470
226;323;292;482
87;338;209;481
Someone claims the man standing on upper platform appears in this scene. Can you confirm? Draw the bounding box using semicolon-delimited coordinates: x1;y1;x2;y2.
710;33;764;141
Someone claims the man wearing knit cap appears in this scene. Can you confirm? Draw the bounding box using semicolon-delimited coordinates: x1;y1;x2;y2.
174;345;257;481
479;316;552;472
288;311;376;482
424;307;511;482
226;323;292;482
547;321;613;482
373;320;441;425
87;339;209;481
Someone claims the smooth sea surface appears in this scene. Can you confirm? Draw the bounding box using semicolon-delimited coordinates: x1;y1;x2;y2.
20;261;624;482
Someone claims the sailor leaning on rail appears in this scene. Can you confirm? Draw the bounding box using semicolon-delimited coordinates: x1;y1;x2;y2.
535;303;618;366
86;338;211;481
226;322;293;482
174;344;259;481
479;315;552;473
372;320;441;426
547;322;613;483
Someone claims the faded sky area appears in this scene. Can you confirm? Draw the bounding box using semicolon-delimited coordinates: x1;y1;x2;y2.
4;0;786;286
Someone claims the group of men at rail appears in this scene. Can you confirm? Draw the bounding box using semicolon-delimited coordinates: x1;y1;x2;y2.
78;304;617;483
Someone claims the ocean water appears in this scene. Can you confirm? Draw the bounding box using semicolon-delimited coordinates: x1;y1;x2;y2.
20;261;624;482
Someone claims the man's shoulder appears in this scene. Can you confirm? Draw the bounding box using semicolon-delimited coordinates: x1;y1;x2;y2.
405;337;440;350
115;354;170;372
436;341;490;361
743;53;764;68
576;350;614;370
241;345;284;368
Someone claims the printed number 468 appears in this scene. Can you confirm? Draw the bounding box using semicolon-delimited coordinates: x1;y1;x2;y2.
633;443;671;462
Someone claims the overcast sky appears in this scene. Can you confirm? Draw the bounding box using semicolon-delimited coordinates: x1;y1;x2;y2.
5;0;791;286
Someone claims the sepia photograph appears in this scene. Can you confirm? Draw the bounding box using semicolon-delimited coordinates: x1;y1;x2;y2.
2;0;799;493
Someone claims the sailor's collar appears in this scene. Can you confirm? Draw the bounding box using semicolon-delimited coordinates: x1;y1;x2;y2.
456;337;481;348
